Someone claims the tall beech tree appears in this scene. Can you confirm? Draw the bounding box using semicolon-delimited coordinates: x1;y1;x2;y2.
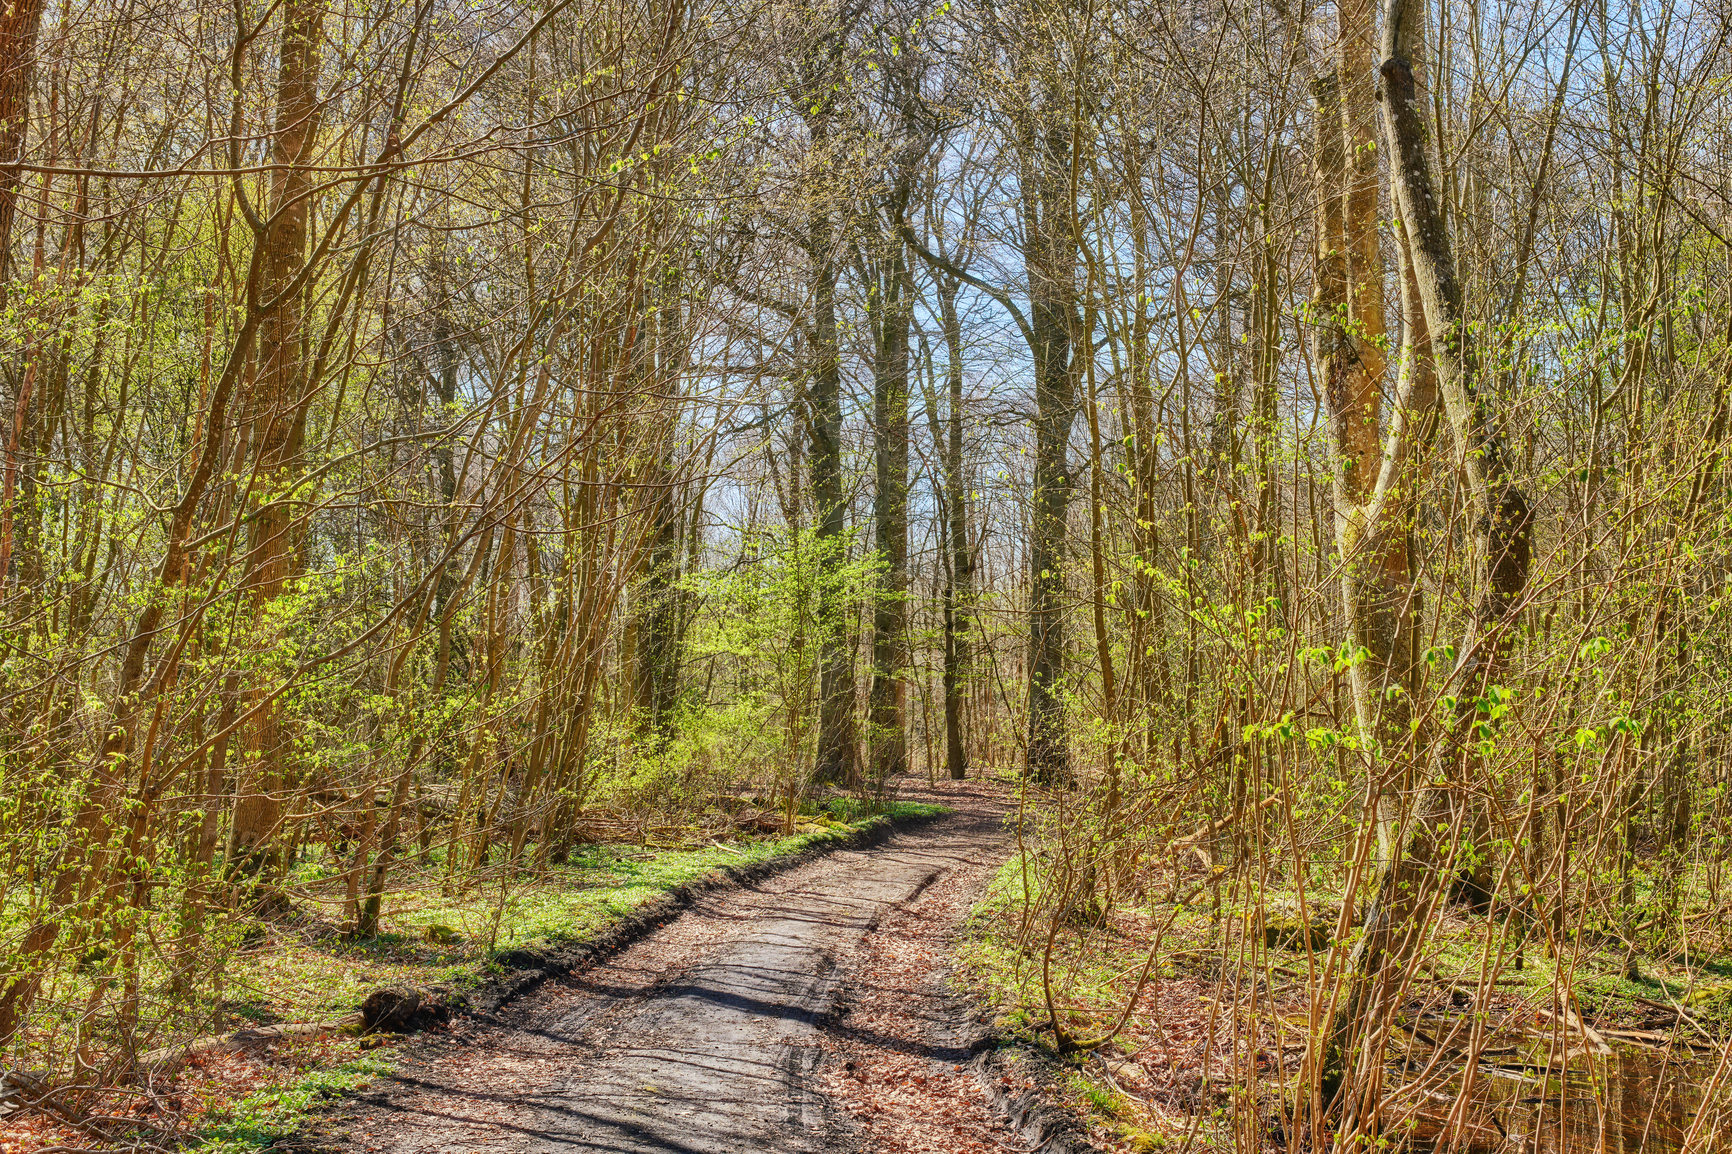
791;3;861;787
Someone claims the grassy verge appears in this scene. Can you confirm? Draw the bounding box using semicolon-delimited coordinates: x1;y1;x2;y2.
219;800;946;1028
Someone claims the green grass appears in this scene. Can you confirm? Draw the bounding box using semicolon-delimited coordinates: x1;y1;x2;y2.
191;1052;397;1153
823;797;947;823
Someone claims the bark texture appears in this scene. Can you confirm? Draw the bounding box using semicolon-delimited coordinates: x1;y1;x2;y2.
1022;99;1080;788
937;279;973;780
231;0;328;865
806;120;856;788
868;235;911;781
0;0;45;278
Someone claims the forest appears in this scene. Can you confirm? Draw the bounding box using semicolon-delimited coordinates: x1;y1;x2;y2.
2;0;1732;1149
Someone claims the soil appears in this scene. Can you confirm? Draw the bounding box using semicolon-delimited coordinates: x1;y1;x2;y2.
297;780;1030;1154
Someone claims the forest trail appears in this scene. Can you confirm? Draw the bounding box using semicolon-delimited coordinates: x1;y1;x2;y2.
305;782;1024;1154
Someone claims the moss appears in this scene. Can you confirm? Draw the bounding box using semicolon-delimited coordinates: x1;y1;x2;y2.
1081;1081;1129;1118
1118;1126;1171;1152
1684;982;1732;1028
1262;914;1332;951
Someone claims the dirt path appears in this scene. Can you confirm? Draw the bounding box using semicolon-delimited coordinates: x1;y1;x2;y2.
306;782;1024;1154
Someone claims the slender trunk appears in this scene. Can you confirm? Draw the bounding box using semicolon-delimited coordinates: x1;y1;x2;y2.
1085;332;1117;814
230;0;326;870
170;672;238;993
1312;52;1439;1114
1250;156;1285;604
357;757;415;938
938;279;972;779
1205;172;1240;501
634;278;688;746
1321;2;1539;1127
1381;1;1533;681
635;483;683;743
1338;0;1387;477
1123;179;1168;737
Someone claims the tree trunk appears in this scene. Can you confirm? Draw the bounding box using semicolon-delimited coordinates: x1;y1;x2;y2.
0;0;45;281
1311;57;1436;1120
635;485;684;744
1320;0;1539;1127
1205;172;1240;497
1249;161;1286;603
1381;0;1533;679
230;0;327;870
937;278;972;780
868;237;911;781
1338;0;1387;478
1122;173;1169;740
806;116;856;787
1023;103;1080;788
634;276;689;746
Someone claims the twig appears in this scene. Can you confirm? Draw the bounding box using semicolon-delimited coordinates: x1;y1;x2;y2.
83;1113;186;1136
1533;1006;1613;1056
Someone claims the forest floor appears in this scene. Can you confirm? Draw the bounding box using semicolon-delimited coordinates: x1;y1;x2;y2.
958;859;1732;1153
276;779;1045;1154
